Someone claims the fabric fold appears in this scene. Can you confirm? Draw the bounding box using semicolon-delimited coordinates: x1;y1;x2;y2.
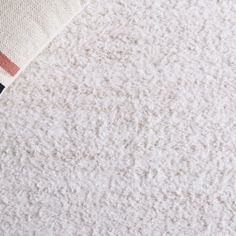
0;0;87;95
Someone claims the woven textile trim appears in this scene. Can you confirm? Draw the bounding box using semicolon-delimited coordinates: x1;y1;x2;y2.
0;0;86;95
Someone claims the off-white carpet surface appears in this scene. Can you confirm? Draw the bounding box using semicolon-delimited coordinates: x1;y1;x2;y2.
1;0;236;235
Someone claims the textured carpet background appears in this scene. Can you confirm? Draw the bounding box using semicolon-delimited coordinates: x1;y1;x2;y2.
1;0;236;235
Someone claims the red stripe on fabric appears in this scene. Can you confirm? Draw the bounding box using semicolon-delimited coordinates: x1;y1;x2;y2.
0;51;20;76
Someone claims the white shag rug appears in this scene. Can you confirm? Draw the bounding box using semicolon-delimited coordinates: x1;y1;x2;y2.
1;0;236;235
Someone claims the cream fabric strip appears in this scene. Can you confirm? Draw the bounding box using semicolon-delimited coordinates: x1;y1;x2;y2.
0;0;86;94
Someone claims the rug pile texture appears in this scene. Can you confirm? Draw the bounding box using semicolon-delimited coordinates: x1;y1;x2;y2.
1;0;236;235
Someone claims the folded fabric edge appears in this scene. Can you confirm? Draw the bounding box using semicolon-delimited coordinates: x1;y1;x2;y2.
0;1;90;97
